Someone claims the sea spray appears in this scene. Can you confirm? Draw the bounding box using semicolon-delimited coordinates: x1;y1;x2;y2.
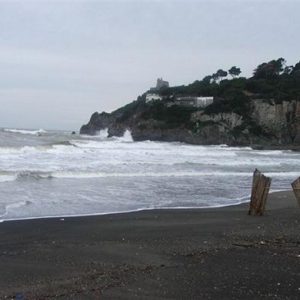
99;128;109;138
118;129;133;142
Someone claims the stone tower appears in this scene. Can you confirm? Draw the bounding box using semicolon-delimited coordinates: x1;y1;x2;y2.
156;78;169;89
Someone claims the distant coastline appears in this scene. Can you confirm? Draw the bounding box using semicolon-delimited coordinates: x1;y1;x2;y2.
81;58;300;149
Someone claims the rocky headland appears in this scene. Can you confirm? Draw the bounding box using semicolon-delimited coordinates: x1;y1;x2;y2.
80;58;300;148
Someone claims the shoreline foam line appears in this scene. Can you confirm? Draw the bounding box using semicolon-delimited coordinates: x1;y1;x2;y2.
0;189;291;224
0;193;256;224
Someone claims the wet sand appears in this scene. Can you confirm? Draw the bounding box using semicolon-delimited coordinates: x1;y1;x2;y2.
0;191;299;299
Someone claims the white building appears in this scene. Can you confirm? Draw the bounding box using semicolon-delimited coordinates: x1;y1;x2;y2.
145;93;163;103
175;96;214;108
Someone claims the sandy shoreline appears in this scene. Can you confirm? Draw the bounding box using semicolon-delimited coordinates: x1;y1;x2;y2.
0;191;299;299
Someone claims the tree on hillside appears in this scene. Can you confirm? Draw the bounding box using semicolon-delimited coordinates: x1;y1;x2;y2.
211;73;219;83
291;61;300;77
283;65;294;75
202;75;213;84
212;69;228;83
216;69;228;80
253;58;286;79
228;66;241;78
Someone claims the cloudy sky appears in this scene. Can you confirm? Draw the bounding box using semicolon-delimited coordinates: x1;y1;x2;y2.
0;0;299;130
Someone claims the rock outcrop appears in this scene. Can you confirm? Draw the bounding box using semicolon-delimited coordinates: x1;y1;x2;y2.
252;100;300;143
80;98;300;147
80;112;115;135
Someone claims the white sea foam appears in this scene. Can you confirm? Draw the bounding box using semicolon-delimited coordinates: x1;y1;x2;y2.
99;128;109;138
0;174;17;183
4;128;46;135
3;170;297;180
0;200;32;219
47;144;84;155
254;150;285;155
0;146;40;154
0;169;297;182
16;171;53;180
118;129;133;142
265;171;300;178
51;171;253;179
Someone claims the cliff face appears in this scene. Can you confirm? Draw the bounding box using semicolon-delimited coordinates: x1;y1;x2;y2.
252;100;300;144
80;98;300;147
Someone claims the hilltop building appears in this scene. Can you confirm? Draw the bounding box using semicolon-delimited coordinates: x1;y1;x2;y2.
156;78;169;89
149;78;169;92
145;78;169;103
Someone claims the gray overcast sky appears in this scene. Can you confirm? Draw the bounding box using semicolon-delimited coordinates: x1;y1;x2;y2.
0;0;299;130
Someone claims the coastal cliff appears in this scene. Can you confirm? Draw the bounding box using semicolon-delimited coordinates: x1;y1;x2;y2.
80;58;300;147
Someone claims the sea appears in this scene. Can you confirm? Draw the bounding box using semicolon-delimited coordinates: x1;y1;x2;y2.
0;127;299;222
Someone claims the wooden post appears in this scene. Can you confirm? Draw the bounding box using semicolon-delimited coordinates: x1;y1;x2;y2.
248;169;272;216
291;177;300;207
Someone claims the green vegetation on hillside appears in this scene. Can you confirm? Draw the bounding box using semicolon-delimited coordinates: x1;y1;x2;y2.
141;102;197;129
161;57;300;104
110;58;300;135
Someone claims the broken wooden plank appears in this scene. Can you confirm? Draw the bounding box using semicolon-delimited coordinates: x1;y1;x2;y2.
291;177;300;207
248;169;272;216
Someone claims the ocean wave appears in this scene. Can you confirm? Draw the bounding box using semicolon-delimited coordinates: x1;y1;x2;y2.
0;145;57;155
16;171;53;180
208;144;253;151
0;170;251;182
0;200;32;219
52;171;300;179
264;171;300;178
52;141;75;146
4;128;47;135
0;144;79;155
80;128;109;139
51;171;253;178
0;146;39;154
0;193;253;223
0;170;298;183
0;170;54;182
252;150;287;156
117;130;133;142
0;174;17;183
79;129;132;142
2;170;250;180
0;146;297;172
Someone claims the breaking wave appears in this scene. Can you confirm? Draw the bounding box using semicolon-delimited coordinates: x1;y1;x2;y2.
4;128;47;135
16;171;53;180
0;170;299;183
0;200;33;219
0;174;17;183
118;130;133;142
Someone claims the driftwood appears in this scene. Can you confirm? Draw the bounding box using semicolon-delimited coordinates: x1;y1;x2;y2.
248;169;272;216
291;177;300;207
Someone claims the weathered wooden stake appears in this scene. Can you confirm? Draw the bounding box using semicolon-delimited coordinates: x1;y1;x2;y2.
248;169;272;216
291;177;300;207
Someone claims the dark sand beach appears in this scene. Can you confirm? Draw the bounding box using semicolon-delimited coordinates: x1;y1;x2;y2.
0;191;299;299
